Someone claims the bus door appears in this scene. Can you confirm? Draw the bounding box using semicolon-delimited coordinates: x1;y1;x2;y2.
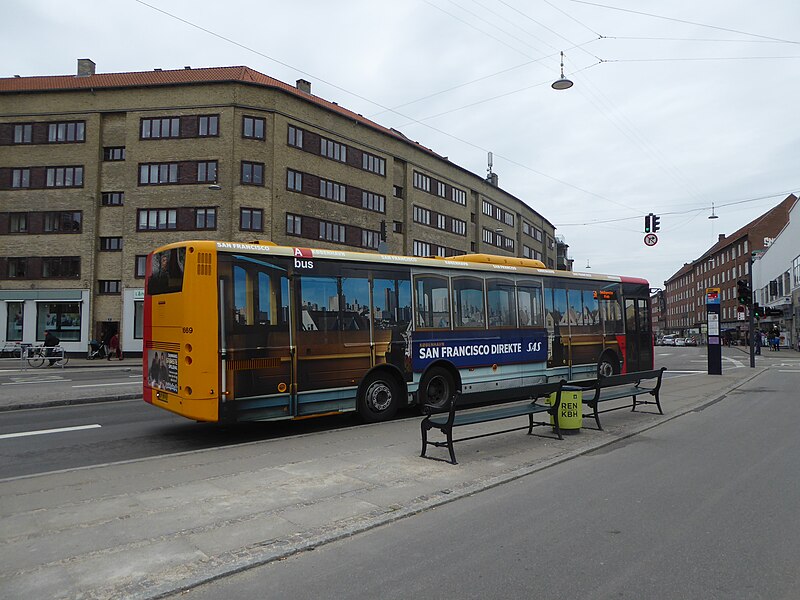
220;254;292;420
623;296;653;372
294;262;372;415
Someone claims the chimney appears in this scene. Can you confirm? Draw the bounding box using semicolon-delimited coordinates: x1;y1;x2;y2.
718;234;726;241
77;58;96;77
486;173;499;187
296;79;311;94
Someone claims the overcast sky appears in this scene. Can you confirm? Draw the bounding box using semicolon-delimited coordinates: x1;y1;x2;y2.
3;0;799;286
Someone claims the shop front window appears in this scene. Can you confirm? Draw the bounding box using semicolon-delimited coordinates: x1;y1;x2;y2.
36;302;81;341
134;301;144;339
6;302;23;341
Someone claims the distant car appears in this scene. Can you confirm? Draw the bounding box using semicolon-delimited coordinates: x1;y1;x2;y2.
684;337;697;346
661;335;677;346
675;337;686;346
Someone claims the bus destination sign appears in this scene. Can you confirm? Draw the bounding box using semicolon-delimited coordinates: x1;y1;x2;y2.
412;330;548;372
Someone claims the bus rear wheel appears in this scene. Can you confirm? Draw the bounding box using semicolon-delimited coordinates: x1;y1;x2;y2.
419;366;456;410
358;373;401;423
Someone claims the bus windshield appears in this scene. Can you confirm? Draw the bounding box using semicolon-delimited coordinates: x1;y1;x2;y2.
147;247;186;295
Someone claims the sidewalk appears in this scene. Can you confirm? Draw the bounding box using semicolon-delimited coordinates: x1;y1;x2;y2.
0;366;766;600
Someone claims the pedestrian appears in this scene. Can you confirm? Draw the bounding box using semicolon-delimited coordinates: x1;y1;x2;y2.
754;329;761;355
108;332;122;360
44;329;60;366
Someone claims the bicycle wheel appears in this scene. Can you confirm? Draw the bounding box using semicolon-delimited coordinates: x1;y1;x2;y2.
27;351;45;368
56;354;70;367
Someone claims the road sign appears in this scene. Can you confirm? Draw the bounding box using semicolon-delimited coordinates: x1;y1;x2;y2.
644;233;658;246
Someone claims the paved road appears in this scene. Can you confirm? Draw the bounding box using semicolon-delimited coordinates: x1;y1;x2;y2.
183;367;800;600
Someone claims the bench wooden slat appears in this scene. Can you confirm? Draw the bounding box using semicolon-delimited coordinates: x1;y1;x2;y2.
420;380;567;464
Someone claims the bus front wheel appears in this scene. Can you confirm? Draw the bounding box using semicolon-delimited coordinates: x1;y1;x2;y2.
358;373;401;423
419;367;456;410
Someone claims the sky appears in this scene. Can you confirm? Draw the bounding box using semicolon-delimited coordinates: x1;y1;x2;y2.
3;0;799;287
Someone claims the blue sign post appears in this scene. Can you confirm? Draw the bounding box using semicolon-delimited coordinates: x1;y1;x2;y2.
706;288;722;375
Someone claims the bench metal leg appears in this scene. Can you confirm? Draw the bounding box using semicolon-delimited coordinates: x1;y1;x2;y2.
631;394;637;411
654;392;663;415
591;403;603;430
446;431;457;465
420;420;429;458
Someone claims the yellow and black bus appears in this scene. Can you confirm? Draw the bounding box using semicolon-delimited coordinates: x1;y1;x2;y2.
143;240;653;423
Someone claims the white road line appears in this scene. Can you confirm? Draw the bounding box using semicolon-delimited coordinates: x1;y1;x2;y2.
72;382;140;389
2;380;65;386
778;369;800;373
0;424;101;440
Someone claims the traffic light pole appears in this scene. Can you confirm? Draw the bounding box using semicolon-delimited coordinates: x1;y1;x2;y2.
749;252;755;368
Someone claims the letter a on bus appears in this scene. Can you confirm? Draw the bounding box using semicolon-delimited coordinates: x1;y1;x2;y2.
294;247;312;258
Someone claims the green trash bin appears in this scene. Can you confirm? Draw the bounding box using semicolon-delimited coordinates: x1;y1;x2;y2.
548;385;582;434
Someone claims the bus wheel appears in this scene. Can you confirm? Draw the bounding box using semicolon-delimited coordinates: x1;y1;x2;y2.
597;353;619;377
358;373;400;423
420;367;456;410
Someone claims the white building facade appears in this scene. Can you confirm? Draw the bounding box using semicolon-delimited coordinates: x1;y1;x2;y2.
752;196;800;349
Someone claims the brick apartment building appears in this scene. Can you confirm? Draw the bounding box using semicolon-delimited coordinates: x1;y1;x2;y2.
663;194;796;341
0;60;560;354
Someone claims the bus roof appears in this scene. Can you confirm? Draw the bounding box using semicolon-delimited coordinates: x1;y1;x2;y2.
152;239;645;285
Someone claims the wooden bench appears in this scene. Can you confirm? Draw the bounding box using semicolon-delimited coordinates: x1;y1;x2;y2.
575;367;667;430
420;380;568;465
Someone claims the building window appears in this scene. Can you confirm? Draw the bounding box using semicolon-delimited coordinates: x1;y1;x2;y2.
48;121;85;143
361;191;385;213
46;166;84;188
103;147;126;161
362;229;380;249
139;163;178;185
241;161;264;185
319;220;345;242
195;207;217;230
319;178;346;202
287;169;303;191
5;301;23;341
41;257;80;278
101;192;124;206
240;208;263;232
13;124;32;144
11;168;30;188
451;187;466;205
134;300;144;339
198;115;219;137
413;240;431;257
362;152;386;175
287;213;302;236
413;171;431;192
437;214;446;230
141;117;180;139
8;213;27;233
135;255;147;278
36;302;81;341
99;280;122;295
197;161;218;183
393;185;403;198
288;125;304;148
44;211;82;233
100;237;123;251
243;116;265;140
451;218;466;236
137;209;177;230
320;137;347;162
482;200;492;216
7;258;27;278
413;205;431;226
436;181;446;197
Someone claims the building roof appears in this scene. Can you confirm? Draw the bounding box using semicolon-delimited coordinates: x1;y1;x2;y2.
0;64;556;230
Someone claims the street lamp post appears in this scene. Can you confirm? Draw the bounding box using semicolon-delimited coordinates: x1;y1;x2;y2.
749;251;755;368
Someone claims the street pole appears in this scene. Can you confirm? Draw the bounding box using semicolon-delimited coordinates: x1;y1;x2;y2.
749;252;755;368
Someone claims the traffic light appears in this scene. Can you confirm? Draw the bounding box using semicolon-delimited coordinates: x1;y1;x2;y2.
652;214;661;232
737;279;751;306
752;302;761;319
644;214;652;233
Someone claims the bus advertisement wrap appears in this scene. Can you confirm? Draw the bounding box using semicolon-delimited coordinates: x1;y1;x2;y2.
412;329;548;371
147;350;179;393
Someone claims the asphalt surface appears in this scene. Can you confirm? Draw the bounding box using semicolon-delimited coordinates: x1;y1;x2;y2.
0;349;797;599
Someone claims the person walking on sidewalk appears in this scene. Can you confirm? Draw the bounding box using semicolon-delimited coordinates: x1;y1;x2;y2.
107;333;123;360
755;329;762;355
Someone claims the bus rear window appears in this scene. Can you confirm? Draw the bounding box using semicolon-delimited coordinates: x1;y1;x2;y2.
148;248;186;295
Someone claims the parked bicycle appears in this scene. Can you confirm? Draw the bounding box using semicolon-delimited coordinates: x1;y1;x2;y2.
26;345;69;368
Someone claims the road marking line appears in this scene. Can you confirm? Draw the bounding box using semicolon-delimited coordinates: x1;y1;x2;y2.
72;382;140;388
0;424;101;440
778;369;800;373
2;380;65;386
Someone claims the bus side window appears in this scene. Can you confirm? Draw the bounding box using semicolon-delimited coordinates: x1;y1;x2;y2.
487;278;516;328
517;284;543;328
414;275;450;329
452;276;485;329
